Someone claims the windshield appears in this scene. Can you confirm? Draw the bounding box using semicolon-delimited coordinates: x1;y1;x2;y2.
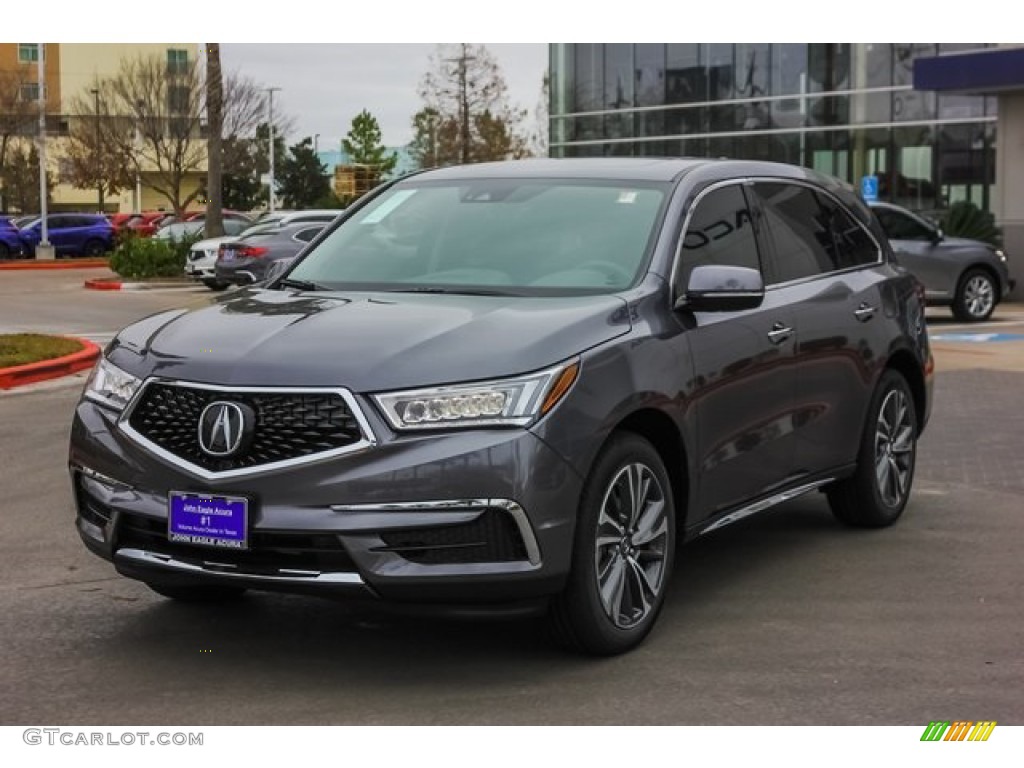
286;179;668;295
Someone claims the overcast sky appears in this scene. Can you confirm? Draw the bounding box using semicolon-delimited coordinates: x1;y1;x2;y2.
221;44;548;152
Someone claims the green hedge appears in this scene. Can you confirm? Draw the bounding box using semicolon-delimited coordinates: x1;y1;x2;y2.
109;232;200;279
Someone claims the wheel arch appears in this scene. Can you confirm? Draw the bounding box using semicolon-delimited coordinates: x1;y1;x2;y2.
958;263;1002;302
609;408;690;531
885;350;927;435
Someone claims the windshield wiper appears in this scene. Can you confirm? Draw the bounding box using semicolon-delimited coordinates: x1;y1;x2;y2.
389;286;519;297
277;277;328;292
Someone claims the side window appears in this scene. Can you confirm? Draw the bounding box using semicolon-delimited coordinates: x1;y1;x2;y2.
817;194;880;268
874;208;933;241
752;182;838;283
676;184;760;292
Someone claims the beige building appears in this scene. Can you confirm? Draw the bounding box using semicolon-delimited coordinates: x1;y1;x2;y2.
0;42;206;213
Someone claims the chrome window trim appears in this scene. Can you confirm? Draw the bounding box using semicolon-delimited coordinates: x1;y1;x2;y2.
331;498;542;567
669;176;885;306
118;379;378;481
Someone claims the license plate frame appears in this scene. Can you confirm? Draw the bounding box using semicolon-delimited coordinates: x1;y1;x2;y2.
168;491;248;550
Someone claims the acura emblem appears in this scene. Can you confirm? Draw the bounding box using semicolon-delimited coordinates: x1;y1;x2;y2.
198;401;252;457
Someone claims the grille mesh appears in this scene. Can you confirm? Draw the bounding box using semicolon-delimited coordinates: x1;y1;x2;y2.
127;383;364;472
377;509;528;565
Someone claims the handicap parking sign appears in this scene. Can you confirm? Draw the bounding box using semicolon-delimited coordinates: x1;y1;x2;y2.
861;175;879;202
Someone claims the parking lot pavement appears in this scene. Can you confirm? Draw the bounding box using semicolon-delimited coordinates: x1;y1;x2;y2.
0;277;1022;724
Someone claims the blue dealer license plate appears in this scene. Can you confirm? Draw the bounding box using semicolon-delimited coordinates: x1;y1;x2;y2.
168;492;248;549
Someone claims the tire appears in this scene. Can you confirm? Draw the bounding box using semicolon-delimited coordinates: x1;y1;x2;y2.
952;268;996;322
548;432;676;655
827;370;917;528
0;243;9;259
146;583;247;602
82;239;107;258
202;279;229;292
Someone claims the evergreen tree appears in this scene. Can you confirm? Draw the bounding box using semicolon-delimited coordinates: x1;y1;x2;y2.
342;109;397;186
276;137;330;209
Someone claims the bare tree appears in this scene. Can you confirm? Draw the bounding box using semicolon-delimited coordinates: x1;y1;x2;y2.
64;84;132;208
205;43;224;236
0;70;38;212
415;44;529;167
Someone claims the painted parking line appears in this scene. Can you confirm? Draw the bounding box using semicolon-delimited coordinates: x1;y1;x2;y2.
930;333;1024;343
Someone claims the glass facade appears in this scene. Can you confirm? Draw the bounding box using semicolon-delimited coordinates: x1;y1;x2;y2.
550;44;997;213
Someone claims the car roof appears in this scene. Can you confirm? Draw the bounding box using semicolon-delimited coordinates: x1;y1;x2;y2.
410;157;858;188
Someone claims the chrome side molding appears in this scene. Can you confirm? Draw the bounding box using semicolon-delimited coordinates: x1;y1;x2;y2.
699;478;835;535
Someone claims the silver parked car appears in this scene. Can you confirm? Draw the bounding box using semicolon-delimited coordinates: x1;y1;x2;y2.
869;201;1014;322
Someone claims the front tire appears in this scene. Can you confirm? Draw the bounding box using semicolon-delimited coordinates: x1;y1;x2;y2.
952;268;996;322
202;278;229;291
548;432;676;655
146;583;247;602
827;370;917;528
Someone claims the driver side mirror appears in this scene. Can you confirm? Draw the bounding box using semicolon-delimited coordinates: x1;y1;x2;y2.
675;265;765;312
931;227;944;244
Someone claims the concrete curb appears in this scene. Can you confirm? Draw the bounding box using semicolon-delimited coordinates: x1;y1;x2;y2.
84;277;194;291
0;259;110;271
0;337;100;390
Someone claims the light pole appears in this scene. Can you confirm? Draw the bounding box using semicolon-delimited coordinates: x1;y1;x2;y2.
134;99;143;212
36;42;52;260
91;88;103;212
266;86;280;213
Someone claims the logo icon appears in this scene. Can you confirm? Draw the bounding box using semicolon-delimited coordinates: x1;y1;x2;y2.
920;721;996;742
198;402;250;457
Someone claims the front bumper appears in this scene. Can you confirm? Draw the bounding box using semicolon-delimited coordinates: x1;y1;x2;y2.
70;397;581;606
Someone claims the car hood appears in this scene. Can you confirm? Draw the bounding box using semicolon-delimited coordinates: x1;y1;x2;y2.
107;288;632;392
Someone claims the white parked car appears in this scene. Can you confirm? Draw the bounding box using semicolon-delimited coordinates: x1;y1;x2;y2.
185;236;240;290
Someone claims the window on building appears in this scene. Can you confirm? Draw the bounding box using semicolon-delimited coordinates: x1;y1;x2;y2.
167;86;190;114
167;49;189;75
18;44;39;63
19;83;40;102
676;184;761;294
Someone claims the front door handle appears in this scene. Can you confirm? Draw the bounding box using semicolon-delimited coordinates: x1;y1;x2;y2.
767;322;793;345
854;302;877;322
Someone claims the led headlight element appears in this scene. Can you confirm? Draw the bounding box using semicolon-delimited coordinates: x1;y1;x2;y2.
994;249;1007;263
83;358;142;411
374;360;579;430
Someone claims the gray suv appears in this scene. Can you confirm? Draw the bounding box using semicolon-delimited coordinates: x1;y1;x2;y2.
869;201;1014;321
70;159;933;655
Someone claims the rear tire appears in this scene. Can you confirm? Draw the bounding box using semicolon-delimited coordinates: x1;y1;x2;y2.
83;239;107;258
0;243;9;259
548;432;676;655
146;583;247;602
827;370;917;528
202;279;229;291
952;268;996;322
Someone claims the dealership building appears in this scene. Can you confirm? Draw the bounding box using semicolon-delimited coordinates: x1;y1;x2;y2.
548;44;1024;295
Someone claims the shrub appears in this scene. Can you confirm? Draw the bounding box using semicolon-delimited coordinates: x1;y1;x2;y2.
940;201;1002;247
109;234;197;279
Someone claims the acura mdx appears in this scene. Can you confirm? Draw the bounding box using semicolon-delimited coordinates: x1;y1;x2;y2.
70;159;933;655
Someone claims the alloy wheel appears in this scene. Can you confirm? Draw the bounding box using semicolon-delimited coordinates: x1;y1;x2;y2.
963;274;994;319
593;462;669;629
874;389;915;507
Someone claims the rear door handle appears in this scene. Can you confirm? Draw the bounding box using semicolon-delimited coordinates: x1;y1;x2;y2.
767;322;793;345
854;302;877;322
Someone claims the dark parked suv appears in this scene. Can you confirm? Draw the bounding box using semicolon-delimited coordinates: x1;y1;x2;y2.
70;159;933;655
19;213;114;257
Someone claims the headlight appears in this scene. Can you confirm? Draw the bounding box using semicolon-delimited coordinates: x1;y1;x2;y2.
994;249;1007;263
83;358;142;411
374;360;579;431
